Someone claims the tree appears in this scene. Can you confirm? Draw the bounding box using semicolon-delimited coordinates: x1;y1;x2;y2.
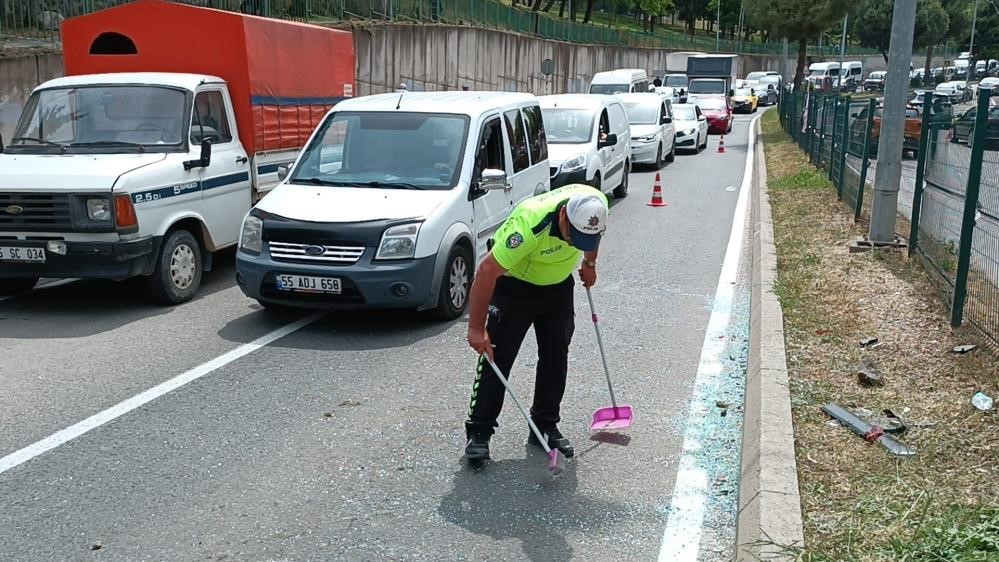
852;0;892;63
708;0;741;40
915;0;949;87
638;0;673;31
746;0;849;89
675;0;708;35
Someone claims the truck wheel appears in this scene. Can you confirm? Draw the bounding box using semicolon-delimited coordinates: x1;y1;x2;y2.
613;160;630;199
148;229;202;305
432;244;471;321
0;277;39;296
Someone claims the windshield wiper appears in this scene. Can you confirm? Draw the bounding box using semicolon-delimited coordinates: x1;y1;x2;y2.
344;181;425;190
298;177;342;187
10;136;64;149
68;141;147;152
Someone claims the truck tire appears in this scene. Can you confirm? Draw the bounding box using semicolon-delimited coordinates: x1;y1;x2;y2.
432;244;472;321
148;229;202;305
0;277;39;296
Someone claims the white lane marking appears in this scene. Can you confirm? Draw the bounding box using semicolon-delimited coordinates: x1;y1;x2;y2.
0;278;78;303
658;114;761;561
0;312;323;476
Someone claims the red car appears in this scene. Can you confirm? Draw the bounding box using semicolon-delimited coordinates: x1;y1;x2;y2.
693;96;733;134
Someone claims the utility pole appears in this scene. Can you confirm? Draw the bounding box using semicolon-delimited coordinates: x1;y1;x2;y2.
867;0;918;246
716;0;721;51
737;0;745;51
837;14;848;91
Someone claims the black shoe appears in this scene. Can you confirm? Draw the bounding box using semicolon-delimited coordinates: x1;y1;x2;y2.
463;431;491;461
527;426;574;458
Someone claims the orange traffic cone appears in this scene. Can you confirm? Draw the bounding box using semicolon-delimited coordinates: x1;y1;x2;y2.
717;134;726;153
647;172;667;207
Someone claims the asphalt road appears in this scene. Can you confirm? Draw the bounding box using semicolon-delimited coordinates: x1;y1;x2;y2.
0;111;761;561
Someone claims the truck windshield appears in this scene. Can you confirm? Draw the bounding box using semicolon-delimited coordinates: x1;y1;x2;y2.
7;85;188;153
589;83;631;95
541;108;595;143
688;80;726;94
290;111;469;191
664;75;687;87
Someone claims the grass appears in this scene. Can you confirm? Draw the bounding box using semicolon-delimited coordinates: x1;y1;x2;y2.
761;109;999;561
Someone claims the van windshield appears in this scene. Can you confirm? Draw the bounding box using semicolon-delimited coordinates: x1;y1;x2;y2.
290;111;469;190
688;80;726;94
541;108;595;144
6;85;189;153
622;102;659;125
589;83;631;95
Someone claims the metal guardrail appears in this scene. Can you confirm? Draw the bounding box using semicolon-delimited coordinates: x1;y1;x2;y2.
779;87;999;348
2;0;882;56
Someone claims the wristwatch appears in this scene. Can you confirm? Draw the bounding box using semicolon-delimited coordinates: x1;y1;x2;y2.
582;259;597;268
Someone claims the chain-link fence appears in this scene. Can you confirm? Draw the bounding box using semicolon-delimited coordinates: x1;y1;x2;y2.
778;86;999;348
0;0;880;55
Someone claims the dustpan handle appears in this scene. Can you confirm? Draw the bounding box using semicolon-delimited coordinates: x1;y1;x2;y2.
585;287;619;410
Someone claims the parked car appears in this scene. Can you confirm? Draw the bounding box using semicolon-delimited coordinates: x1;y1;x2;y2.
671;103;710;153
731;86;758;113
850;104;924;158
935;82;964;105
693;96;733;134
951;104;999;149
864;71;886;91
234;92;550;317
540;94;632;198
977;77;999;98
616;92;676;169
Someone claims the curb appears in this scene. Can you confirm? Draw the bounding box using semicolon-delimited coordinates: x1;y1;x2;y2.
735;119;806;560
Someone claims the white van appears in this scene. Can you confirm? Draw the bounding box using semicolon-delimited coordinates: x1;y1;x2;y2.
615;92;676;169
589;69;650;95
235;92;550;319
540;94;632;198
841;61;864;88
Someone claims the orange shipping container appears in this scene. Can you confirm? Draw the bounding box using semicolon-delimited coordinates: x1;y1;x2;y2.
60;0;356;154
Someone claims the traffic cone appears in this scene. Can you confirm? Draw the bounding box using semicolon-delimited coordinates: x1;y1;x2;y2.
647;172;667;207
717;134;726;153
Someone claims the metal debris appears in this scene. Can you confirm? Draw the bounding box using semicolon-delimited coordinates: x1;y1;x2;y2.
952;344;978;354
857;361;884;387
859;336;880;348
821;403;916;457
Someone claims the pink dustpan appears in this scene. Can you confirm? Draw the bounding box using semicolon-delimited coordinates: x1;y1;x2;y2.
591;405;634;431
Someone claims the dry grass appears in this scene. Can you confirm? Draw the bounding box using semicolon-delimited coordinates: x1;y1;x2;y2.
761;111;999;561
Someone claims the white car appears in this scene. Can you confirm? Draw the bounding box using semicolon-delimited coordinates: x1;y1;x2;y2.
235;92;551;318
649;86;681;106
616;92;676;169
977;77;999;98
540;94;632;198
935;82;963;104
671;103;709;153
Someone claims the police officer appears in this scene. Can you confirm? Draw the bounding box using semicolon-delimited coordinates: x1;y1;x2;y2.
464;184;609;462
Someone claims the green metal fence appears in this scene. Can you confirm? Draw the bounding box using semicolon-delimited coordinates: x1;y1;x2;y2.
0;0;881;56
778;86;999;348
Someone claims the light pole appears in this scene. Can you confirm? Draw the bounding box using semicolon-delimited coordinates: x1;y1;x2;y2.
716;0;721;51
837;14;848;91
969;0;979;81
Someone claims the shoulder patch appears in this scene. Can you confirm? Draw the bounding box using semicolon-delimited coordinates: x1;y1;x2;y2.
506;232;524;249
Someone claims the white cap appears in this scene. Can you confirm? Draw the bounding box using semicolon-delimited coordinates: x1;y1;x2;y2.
565;193;608;251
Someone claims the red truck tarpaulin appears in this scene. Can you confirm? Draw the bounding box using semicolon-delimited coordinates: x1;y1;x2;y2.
60;0;356;154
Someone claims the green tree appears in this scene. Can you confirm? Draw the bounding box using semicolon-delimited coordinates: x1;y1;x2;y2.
746;0;849;89
708;0;741;40
675;0;709;35
852;0;892;63
915;0;949;86
638;0;674;31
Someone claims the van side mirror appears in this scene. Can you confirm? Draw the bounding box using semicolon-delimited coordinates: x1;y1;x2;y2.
184;139;212;171
661;115;672;124
277;163;290;181
598;133;617;148
479;168;510;191
728;89;735;97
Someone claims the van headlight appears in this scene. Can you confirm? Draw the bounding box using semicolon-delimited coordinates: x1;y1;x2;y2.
86;198;112;221
561;155;586;172
376;222;420;260
239;215;263;255
635;135;657;143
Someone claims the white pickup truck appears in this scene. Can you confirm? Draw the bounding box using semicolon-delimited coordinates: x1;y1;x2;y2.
0;0;355;303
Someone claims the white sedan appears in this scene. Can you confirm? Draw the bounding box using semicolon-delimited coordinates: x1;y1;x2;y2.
672;103;709;153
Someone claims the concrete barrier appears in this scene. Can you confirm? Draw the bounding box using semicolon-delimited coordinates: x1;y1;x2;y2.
735;118;805;560
0;52;63;144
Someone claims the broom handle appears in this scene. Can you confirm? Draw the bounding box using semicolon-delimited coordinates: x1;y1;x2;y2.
483;355;554;455
586;287;619;410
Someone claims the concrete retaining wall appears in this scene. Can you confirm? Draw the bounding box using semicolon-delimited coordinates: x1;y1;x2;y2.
0;52;63;144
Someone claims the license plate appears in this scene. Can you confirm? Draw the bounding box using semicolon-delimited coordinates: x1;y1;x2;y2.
276;274;342;294
0;246;45;263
